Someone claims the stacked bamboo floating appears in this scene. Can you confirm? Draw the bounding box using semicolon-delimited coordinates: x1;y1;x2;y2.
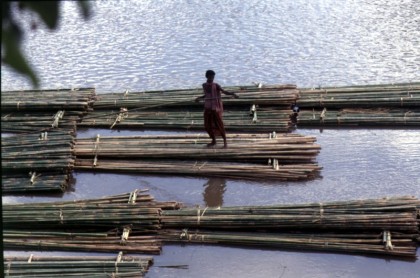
297;108;420;126
296;82;420;127
3;190;181;254
79;84;298;132
1;130;76;193
1;88;96;112
78;107;293;132
93;84;298;109
4;253;153;277
74;133;321;181
1;88;96;133
160;196;420;258
75;133;320;163
297;82;420;108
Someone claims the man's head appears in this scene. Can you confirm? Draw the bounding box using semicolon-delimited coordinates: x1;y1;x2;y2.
205;70;215;81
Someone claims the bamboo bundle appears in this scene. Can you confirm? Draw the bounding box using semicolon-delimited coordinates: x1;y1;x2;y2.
4;253;153;277
297;82;420;109
78;107;293;132
1;110;83;133
1;88;96;112
3;230;162;255
2;172;69;193
3;189;181;229
75;159;321;181
161;196;420;232
75;133;320;163
1;131;76;173
297;108;420;126
93;85;298;109
160;229;417;258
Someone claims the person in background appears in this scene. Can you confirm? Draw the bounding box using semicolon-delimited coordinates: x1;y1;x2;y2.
195;70;238;148
290;102;300;126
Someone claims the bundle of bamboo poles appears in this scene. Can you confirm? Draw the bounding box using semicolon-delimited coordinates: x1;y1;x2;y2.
2;130;76;193
1;111;82;133
75;159;321;181
93;85;298;109
75;133;320;164
1;88;96;112
161;196;420;232
297;108;420;126
160;230;417;259
3;229;162;255
3;190;180;254
2;189;180;230
2;172;69;193
1;130;75;172
159;196;419;258
78;107;293;132
4;253;153;277
297;82;420;109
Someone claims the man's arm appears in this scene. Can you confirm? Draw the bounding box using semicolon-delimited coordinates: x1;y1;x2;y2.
220;86;239;98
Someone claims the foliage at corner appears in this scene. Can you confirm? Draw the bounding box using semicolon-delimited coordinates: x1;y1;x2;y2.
1;1;91;88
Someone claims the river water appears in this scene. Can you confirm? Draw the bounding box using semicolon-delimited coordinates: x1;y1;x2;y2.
2;1;420;277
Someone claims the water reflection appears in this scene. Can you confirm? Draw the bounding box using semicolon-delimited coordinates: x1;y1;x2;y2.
203;178;226;208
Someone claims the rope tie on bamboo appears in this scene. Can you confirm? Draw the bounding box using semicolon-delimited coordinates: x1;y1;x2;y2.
250;104;258;123
120;227;131;245
17;101;21;111
269;131;277;139
128;189;138;204
197;206;209;226
52;110;64;128
115;251;123;274
29;171;40;185
124;89;129;99
93;134;100;167
110;107;128;129
28;254;34;263
272;158;279;170
39;131;48;140
59;209;64;224
180;228;189;240
320;108;327;123
383;231;394;250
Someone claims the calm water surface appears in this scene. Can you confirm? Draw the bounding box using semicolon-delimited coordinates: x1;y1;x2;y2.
2;0;420;277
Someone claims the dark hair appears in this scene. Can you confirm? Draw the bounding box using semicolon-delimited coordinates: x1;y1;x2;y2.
205;70;215;78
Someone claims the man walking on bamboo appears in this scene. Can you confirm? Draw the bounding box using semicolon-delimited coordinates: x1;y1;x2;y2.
195;70;238;148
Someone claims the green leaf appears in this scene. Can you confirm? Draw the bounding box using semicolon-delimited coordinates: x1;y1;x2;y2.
24;1;60;29
77;1;92;19
2;28;39;87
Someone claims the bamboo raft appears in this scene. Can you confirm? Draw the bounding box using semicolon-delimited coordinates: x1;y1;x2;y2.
93;85;298;109
4;253;153;278
1;130;76;193
1;88;95;134
297;82;420;109
3;191;419;258
160;196;420;258
74;132;321;181
78;107;293;132
1;88;96;112
297;108;420;126
3;190;180;254
75;133;320;163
